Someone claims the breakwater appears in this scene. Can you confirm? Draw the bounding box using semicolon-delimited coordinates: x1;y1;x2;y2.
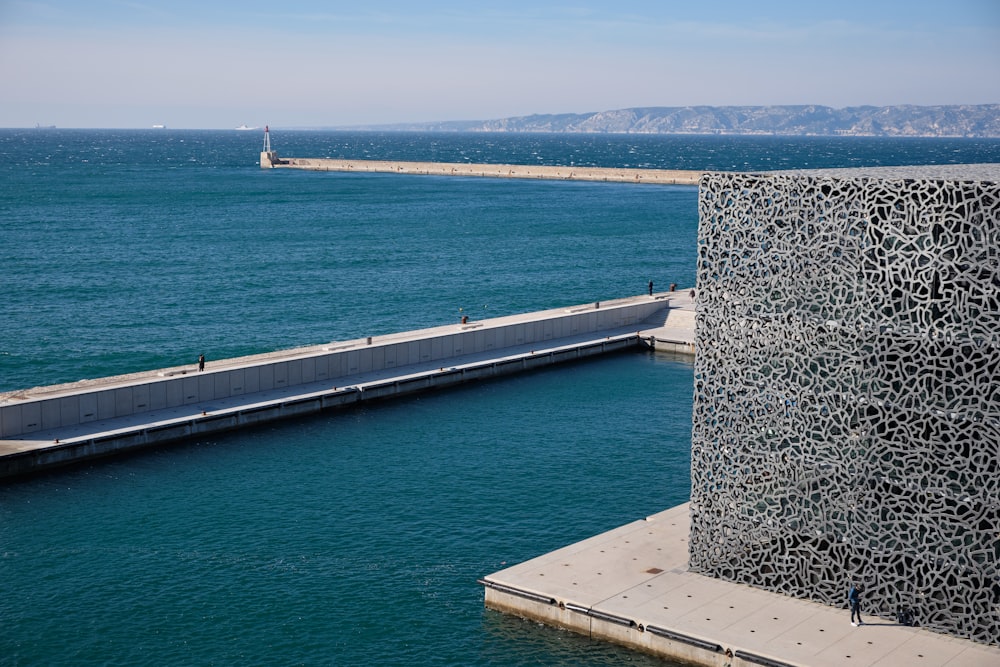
0;294;693;478
260;152;702;185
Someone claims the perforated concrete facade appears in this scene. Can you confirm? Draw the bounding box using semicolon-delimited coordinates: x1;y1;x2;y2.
690;165;1000;645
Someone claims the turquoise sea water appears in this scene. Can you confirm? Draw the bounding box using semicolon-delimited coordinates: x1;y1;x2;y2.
1;131;998;666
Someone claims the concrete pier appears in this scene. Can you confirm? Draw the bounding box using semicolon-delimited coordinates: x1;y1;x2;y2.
481;505;1000;667
260;153;702;186
0;293;693;479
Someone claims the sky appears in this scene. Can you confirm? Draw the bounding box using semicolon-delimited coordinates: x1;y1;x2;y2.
0;0;998;129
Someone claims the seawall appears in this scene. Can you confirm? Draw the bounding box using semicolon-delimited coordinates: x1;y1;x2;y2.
0;294;694;478
260;153;702;185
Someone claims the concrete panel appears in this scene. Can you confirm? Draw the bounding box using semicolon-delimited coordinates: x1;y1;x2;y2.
329;352;347;379
466;330;480;353
1;405;21;437
259;364;274;390
495;326;510;349
149;381;167;410
358;348;373;373
192;414;240;435
383;345;397;369
503;325;521;347
369;346;385;371
272;362;289;389
238;405;284;426
430;336;443;361
165;378;184;408
313;356;329;381
287;360;302;387
452;334;465;355
405;341;421;366
273;397;322;418
197;373;214;398
482;328;497;351
602;307;619;325
346;350;361;374
549;316;567;339
41;400;61;430
146;423;192;444
419;339;432;362
229;369;246;396
564;313;578;332
214;372;231;399
484;590;590;635
301;357;316;383
439;335;455;359
182;376;200;404
132;384;150;413
114;387;133;417
19;403;41;432
59;396;79;428
244;366;260;393
98;391;116;418
80;393;98;422
542;319;554;341
524;354;551;370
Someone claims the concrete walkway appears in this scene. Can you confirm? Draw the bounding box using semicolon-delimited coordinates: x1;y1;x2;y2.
482;504;1000;667
0;327;639;454
638;288;696;352
0;293;694;477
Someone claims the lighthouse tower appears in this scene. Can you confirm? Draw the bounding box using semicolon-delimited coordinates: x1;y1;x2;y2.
260;125;279;168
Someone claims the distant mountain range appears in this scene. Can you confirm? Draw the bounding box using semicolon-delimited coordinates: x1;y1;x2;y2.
342;105;1000;138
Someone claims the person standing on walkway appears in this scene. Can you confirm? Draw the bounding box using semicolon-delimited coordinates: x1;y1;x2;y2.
849;583;864;626
198;354;205;372
648;280;654;296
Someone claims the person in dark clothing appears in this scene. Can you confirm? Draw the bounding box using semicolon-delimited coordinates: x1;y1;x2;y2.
849;584;864;626
198;354;205;372
648;280;654;296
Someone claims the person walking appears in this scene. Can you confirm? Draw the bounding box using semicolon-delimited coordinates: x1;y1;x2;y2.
849;583;864;626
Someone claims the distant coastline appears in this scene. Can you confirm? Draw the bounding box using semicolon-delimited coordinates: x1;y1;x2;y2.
323;104;1000;138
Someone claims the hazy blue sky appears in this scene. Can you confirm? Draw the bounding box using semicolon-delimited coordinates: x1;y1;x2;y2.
1;0;998;128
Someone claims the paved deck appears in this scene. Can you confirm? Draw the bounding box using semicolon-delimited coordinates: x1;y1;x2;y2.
638;288;696;351
481;504;1000;666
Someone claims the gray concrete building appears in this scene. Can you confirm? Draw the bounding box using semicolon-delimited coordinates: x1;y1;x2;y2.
690;165;1000;645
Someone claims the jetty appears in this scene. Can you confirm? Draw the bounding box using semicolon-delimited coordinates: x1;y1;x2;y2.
0;292;693;479
258;129;701;185
480;505;1000;667
262;155;702;185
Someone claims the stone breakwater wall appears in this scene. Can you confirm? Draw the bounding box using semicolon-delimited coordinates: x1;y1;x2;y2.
261;154;702;186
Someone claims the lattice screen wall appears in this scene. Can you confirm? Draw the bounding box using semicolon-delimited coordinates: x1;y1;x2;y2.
690;165;1000;645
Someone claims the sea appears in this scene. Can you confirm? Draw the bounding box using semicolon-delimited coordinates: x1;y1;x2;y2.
1;130;998;666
